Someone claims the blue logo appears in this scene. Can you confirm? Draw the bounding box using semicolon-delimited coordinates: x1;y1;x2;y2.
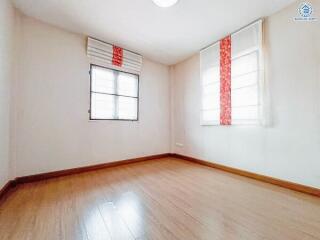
299;2;313;17
294;2;317;21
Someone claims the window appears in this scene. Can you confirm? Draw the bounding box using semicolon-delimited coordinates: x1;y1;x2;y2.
200;20;263;125
90;65;139;120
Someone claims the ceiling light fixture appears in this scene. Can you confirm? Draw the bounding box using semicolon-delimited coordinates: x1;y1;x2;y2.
152;0;179;8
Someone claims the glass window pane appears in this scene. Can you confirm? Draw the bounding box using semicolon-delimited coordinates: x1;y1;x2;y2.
92;67;115;94
118;96;138;120
202;109;220;122
203;82;220;96
91;93;115;119
232;85;258;107
232;105;258;120
202;82;220;110
202;66;220;85
118;73;138;97
202;94;220;110
232;71;258;89
231;22;260;57
232;51;258;78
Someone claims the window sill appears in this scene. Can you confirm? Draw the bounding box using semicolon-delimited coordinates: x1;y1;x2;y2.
200;121;262;127
89;119;139;122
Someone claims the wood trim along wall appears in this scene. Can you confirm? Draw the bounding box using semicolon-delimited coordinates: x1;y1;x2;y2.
15;153;171;184
171;153;320;197
1;153;319;202
0;180;16;202
0;153;170;201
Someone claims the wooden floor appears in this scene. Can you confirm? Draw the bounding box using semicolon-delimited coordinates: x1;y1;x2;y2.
0;158;320;240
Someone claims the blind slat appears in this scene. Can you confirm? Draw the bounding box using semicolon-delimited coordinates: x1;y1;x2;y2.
87;37;143;74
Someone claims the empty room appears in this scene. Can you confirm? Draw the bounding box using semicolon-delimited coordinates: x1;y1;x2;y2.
0;0;320;239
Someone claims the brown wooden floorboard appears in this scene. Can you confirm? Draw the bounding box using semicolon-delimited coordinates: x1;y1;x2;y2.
0;158;319;240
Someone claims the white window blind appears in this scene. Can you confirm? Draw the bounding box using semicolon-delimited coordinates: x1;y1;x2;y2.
87;37;143;75
200;43;220;125
90;65;139;120
200;20;264;125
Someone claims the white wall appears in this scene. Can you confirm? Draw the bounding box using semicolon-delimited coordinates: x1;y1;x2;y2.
12;16;171;177
4;1;320;190
0;0;16;188
171;0;320;188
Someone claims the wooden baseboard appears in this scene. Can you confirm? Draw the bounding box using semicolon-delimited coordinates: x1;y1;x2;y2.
2;153;318;201
171;153;320;197
0;153;170;202
15;153;171;184
0;180;16;202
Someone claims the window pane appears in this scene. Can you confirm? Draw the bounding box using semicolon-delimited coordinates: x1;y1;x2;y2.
118;73;138;97
232;51;258;78
232;105;258;120
202;81;220;110
200;43;220;70
202;94;220;110
91;93;115;119
91;66;115;94
232;85;258;107
202;109;220;122
118;96;138;120
202;66;220;85
231;22;260;57
203;82;220;96
232;71;258;89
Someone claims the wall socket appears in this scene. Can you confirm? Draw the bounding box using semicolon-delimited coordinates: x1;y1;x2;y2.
175;143;184;147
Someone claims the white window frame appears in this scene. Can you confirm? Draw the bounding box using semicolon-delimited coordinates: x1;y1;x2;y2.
89;64;139;121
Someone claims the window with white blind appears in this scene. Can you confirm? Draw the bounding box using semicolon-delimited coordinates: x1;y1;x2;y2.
90;65;139;120
200;20;264;125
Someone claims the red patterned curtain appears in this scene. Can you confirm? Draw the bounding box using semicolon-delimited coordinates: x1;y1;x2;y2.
219;36;232;125
112;46;123;67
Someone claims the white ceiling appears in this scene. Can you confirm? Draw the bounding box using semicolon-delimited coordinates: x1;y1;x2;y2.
12;0;296;65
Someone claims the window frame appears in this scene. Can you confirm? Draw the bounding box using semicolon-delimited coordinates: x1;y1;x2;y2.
89;64;140;121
